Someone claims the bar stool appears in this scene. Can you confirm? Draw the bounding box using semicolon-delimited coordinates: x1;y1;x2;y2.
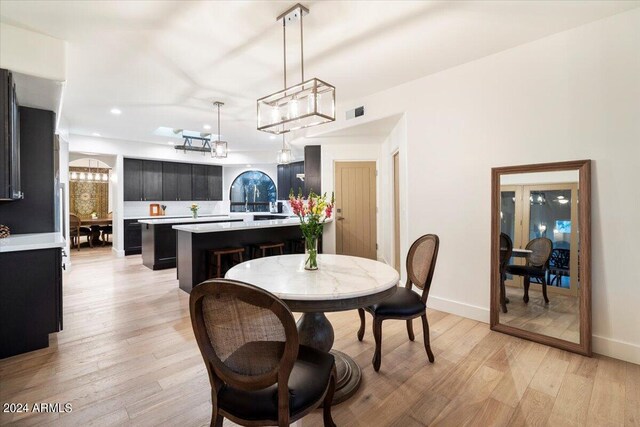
208;247;245;279
252;242;285;258
288;237;305;254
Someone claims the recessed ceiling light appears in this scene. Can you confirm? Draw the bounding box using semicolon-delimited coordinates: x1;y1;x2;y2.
203;124;211;130
110;108;122;115
269;135;276;140
167;141;174;145
246;164;252;168
92;132;101;137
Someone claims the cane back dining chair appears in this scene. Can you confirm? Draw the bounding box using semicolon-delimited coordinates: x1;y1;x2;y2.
357;234;440;372
506;237;553;304
499;233;514;313
190;279;337;427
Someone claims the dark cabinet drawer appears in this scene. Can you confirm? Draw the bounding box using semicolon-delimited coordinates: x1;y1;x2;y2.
124;219;142;255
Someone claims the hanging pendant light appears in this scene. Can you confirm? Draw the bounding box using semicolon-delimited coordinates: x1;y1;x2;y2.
277;134;292;164
257;3;335;135
211;101;228;159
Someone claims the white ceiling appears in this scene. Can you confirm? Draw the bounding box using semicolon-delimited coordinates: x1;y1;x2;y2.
1;1;638;152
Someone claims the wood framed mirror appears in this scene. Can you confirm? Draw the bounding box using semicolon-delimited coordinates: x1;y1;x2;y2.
490;160;591;356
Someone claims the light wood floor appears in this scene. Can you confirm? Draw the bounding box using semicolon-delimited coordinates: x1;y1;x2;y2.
0;248;638;426
500;286;580;344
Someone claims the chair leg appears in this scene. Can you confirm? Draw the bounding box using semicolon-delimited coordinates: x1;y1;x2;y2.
421;313;435;363
523;276;530;303
211;407;223;427
542;275;550;304
372;317;383;372
407;319;415;341
322;368;337;427
357;308;365;341
500;272;508;313
216;254;222;279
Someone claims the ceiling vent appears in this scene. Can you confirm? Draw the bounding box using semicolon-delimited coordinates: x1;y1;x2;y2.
346;106;365;120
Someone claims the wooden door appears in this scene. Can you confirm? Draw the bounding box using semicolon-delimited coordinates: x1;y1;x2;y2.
393;152;400;272
335;161;377;259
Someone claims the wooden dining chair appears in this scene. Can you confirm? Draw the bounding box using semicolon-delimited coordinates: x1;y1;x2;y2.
190;279;337;427
499;233;513;313
506;237;553;304
100;212;113;244
69;214;92;250
357;234;440;372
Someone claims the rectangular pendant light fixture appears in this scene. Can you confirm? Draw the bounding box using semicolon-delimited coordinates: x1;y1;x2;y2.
257;3;335;135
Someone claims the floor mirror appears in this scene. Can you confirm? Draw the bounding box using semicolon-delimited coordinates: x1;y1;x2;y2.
490;160;591;356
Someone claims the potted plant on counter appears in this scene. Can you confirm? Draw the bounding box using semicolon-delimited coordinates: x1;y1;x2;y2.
289;190;334;270
190;203;199;219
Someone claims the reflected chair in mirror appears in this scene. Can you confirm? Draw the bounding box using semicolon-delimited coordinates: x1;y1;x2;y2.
69;214;93;251
499;233;513;313
506;237;553;304
190;279;337;427
357;234;440;372
100;212;113;245
548;248;570;286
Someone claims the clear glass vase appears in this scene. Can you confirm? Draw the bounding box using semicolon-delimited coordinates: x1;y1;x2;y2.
192;211;198;219
304;236;318;270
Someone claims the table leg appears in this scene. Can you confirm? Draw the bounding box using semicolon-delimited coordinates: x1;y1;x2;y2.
297;312;362;405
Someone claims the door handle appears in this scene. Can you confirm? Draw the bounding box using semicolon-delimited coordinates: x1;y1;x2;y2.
337;217;345;221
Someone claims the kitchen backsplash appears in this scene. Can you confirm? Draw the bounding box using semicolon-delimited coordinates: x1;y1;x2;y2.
124;201;229;218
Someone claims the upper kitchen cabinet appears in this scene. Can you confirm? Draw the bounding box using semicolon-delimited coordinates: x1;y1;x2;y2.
277;161;304;199
142;160;163;201
0;69;21;201
123;158;143;201
162;162;192;201
304;145;321;195
206;165;223;201
191;164;208;201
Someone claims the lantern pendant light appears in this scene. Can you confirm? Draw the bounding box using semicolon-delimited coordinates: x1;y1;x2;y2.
211;101;228;159
257;3;336;135
277;134;292;164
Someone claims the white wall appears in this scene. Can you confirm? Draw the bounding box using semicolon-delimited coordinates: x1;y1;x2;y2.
0;23;67;81
301;9;640;363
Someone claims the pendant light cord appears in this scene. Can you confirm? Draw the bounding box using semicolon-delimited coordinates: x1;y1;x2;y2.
300;10;304;82
283;19;287;88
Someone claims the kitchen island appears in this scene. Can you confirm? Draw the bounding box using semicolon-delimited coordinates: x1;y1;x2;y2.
173;218;329;293
139;215;243;270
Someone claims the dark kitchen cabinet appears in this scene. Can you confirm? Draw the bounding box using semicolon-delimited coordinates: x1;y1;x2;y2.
0;68;21;201
162;162;192;201
124;158;143;201
124;219;143;255
277;161;305;199
142;160;163;201
1;248;63;358
192;164;208;201
304;145;321;195
207;165;223;201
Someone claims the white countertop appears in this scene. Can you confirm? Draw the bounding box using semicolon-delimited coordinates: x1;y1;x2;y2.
0;232;66;253
138;215;234;225
225;254;399;301
173;217;308;233
124;213;228;220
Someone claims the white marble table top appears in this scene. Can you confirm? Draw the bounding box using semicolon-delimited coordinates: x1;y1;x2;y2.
0;232;66;253
225;254;399;301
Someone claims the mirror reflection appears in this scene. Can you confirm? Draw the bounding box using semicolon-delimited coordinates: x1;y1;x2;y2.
498;170;580;343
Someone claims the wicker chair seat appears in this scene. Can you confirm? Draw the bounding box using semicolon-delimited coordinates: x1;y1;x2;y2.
218;344;334;421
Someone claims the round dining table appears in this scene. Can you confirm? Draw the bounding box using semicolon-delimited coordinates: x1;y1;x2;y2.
226;253;399;404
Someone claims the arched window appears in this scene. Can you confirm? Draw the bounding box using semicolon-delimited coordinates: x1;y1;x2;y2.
229;170;277;213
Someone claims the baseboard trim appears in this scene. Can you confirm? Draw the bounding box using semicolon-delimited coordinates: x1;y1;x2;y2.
593;335;640;365
427;295;489;323
112;248;125;257
426;296;639;364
